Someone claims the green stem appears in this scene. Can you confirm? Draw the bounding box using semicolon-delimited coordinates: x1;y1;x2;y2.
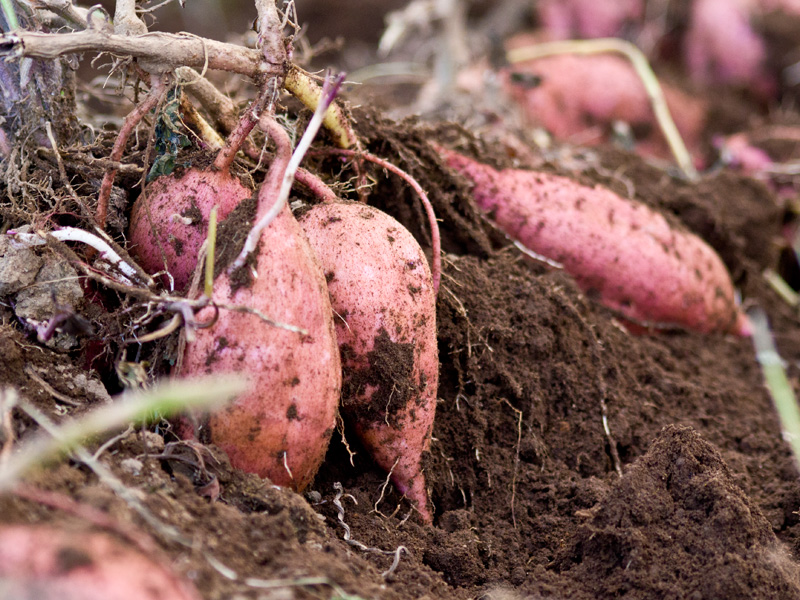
0;376;248;490
749;307;800;471
0;0;19;31
205;206;217;297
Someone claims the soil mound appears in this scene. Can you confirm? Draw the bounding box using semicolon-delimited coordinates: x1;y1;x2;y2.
554;425;800;599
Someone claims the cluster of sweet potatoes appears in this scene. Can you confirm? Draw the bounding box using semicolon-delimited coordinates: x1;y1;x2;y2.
128;117;438;521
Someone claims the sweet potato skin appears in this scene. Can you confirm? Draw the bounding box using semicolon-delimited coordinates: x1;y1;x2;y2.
128;169;250;290
181;202;341;492
441;148;749;335
299;202;438;521
0;524;201;600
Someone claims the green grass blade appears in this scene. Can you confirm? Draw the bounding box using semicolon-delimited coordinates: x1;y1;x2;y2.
749;307;800;470
0;375;248;490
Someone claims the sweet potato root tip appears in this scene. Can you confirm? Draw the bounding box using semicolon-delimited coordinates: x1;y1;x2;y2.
299;202;438;522
439;146;747;335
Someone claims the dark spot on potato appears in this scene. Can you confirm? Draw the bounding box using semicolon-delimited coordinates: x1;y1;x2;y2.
325;270;336;283
181;200;203;225
55;546;93;573
340;328;419;427
247;424;261;442
209;194;258;292
287;403;300;420
172;236;184;257
290;376;300;387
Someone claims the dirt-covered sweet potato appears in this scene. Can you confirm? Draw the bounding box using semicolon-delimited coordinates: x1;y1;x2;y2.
128;168;250;291
0;524;201;600
440;147;750;336
179;190;341;491
298;202;438;522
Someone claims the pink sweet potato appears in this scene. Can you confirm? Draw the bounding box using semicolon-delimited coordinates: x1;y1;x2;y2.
298;202;438;522
537;0;643;39
501;48;707;162
0;524;201;600
684;0;774;96
440;147;750;335
180;185;341;491
128;169;250;291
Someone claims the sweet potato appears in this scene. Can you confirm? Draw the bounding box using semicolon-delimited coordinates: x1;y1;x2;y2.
501;48;707;162
298;202;438;522
179;185;341;491
440;147;750;335
128;168;250;291
536;0;643;39
0;524;201;600
685;0;774;96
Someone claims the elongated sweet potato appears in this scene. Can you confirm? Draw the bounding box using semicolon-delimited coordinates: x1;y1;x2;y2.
180;188;341;491
440;147;750;335
0;524;201;600
128;168;250;291
299;202;438;522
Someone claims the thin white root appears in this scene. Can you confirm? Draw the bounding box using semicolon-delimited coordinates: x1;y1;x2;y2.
7;227;152;287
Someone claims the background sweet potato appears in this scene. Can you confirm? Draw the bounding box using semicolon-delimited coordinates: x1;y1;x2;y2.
440;147;750;336
299;201;438;522
536;0;643;39
0;524;201;600
685;0;774;96
501;47;707;162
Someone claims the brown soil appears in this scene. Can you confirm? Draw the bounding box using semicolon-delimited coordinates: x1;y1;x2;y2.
6;3;800;600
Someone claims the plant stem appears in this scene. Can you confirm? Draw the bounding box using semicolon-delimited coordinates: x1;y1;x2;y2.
748;306;800;472
230;73;346;273
96;74;167;229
